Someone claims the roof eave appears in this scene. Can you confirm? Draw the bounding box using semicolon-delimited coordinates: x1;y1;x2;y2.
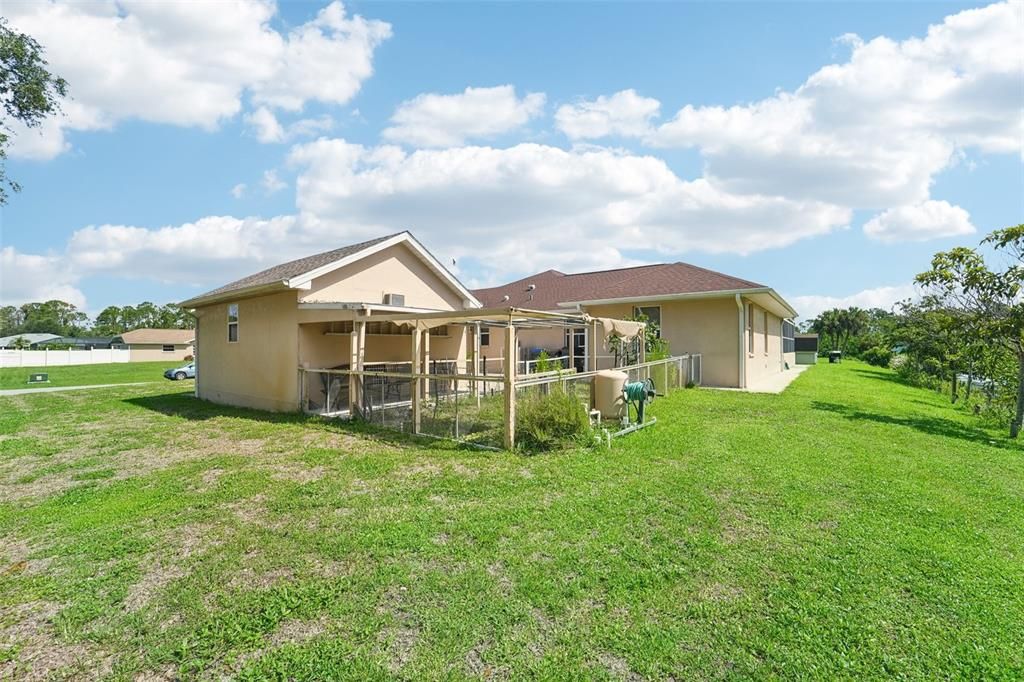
178;280;291;309
556;287;799;319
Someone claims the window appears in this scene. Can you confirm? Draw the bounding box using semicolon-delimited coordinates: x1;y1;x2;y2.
782;320;796;354
763;310;769;354
480;327;490;346
227;304;239;342
746;304;757;354
632;305;662;337
162;344;175;352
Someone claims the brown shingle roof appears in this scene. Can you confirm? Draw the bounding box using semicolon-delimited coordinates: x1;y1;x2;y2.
116;328;195;345
472;262;766;311
188;232;403;302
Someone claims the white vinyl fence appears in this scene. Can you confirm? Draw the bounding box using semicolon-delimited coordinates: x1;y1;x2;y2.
0;348;132;368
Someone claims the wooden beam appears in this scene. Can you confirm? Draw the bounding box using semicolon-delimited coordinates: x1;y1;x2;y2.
504;323;517;450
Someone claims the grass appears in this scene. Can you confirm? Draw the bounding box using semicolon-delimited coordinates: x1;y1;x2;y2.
0;361;1021;679
0;361;188;390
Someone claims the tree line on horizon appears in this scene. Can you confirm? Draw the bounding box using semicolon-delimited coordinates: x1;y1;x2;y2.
805;224;1023;438
0;300;194;340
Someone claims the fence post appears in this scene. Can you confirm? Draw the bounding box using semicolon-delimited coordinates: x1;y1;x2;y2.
504;325;517;450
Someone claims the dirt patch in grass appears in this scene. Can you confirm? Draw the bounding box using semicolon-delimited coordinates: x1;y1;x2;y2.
268;464;326;484
465;641;508;680
268;615;330;647
125;522;225;612
0;600;112;681
597;652;642;681
698;581;745;602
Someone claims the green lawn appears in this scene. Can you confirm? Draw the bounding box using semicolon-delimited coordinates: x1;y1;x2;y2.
0;362;1021;679
0;361;188;390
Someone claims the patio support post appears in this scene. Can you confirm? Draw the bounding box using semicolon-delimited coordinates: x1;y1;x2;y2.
504;322;517;450
469;323;479;399
568;328;575;374
355;318;367;414
348;330;358;417
411;327;421;434
590;319;599;372
422;330;431;400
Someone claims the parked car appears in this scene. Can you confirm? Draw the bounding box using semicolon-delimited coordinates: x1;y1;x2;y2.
164;362;195;381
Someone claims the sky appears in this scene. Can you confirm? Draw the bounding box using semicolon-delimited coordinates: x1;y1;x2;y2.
1;0;1021;320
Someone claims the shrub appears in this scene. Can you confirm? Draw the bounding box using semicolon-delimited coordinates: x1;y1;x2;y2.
534;350;552;373
184;354;195;362
862;346;893;367
516;384;592;452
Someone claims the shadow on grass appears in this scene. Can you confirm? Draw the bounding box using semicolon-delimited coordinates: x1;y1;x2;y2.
811;400;1019;452
123;392;502;454
848;367;912;386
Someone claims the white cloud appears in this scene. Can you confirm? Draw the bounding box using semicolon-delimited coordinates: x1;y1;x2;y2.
790;284;919;320
555;89;661;139
863;200;975;243
561;2;1022;221
245;107;286;143
0;247;86;308
66;216;301;288
261;170;287;194
4;0;389;159
382;86;546;147
288;138;850;274
245;107;335;144
231;183;247;199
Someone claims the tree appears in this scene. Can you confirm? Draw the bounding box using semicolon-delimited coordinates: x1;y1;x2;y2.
10;335;31;349
0;18;67;204
916;225;1024;437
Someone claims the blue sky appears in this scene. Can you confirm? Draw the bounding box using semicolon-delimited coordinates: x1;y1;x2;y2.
2;0;1021;319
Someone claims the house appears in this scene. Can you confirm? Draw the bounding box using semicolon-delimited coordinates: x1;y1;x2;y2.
0;333;60;349
33;336;115;350
180;231;798;416
472;263;798;388
111;328;195;361
179;232;481;412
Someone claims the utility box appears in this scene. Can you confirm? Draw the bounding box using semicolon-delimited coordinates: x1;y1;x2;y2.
594;370;627;420
795;334;819;365
27;373;49;384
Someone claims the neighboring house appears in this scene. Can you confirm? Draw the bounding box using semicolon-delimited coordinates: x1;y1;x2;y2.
473;263;798;388
111;328;195;362
33;336;115;350
0;333;60;348
179;232;480;412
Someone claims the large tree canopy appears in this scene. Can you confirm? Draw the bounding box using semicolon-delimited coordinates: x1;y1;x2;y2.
0;17;67;203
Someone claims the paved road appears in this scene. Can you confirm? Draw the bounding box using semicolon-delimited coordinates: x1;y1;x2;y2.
0;381;158;397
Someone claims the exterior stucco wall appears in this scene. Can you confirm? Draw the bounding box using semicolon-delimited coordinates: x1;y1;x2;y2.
301;243;466;310
586;298;742;387
784;351;797;368
195;291;300;412
744;302;784;386
127;344;193;362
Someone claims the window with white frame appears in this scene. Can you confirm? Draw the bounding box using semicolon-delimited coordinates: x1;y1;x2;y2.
227;304;239;342
632;305;662;337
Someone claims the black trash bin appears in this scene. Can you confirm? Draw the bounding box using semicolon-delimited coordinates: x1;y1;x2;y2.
829;351;842;364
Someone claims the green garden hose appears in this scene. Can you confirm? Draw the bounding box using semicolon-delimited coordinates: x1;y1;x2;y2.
623;378;656;423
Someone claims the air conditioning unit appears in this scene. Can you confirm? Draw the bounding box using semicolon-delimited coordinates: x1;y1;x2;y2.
383;293;405;307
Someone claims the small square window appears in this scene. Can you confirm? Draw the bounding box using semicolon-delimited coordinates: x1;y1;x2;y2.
632;306;662;338
162;344;175;352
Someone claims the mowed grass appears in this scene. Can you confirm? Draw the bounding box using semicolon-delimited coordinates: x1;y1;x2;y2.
0;361;1021;680
0;361;187;390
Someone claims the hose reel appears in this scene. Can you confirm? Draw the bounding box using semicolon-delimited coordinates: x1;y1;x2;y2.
623;377;656;425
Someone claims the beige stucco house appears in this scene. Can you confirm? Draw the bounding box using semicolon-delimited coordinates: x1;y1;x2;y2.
180;231;798;413
472;264;797;388
179;232;480;412
111;328;195;362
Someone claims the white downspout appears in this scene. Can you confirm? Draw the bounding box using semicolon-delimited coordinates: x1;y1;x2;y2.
735;294;746;389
